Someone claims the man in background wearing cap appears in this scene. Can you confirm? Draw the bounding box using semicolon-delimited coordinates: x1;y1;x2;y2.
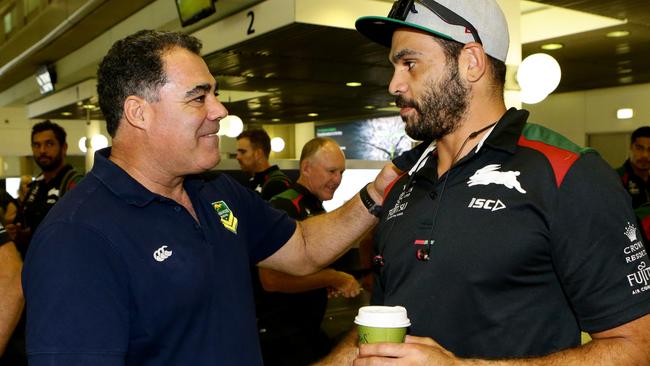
319;0;650;364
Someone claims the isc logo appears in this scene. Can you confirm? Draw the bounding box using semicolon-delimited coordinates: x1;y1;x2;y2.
468;198;506;212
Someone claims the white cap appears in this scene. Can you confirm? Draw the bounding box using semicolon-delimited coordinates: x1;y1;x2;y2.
354;306;411;328
356;0;509;63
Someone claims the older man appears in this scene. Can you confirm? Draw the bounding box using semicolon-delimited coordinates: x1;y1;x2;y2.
257;137;361;366
22;30;393;365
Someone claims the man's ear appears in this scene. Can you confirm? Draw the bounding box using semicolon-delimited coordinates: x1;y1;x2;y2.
252;148;262;162
461;43;487;83
300;159;315;184
123;96;148;130
300;159;311;175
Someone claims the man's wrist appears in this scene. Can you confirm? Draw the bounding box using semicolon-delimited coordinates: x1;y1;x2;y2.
366;183;383;204
0;223;11;246
359;184;383;217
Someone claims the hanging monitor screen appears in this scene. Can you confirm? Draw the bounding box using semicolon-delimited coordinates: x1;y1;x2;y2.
35;65;56;95
175;0;216;27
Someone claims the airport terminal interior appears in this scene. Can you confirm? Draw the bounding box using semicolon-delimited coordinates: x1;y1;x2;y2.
1;0;650;354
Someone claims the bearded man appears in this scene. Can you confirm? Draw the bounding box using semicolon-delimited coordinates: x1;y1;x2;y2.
9;120;83;254
318;0;650;365
1;120;82;366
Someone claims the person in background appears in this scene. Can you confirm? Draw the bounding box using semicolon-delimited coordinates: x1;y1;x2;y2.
617;126;650;208
22;29;394;365
17;176;32;204
10;175;32;231
2;121;82;366
0;224;23;364
7;120;83;256
257;137;361;366
236;129;292;200
0;187;18;225
320;0;650;364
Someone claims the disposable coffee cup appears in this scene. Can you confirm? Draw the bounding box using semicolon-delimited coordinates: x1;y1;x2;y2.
354;306;410;344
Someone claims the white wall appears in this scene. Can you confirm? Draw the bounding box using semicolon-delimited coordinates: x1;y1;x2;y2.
0;106;90;156
294;122;315;158
526;82;650;147
0;112;105;157
0;106;33;156
525;92;588;145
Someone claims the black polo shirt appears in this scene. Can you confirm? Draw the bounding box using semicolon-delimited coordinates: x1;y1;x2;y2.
22;164;81;233
374;108;650;358
616;159;650;209
256;184;330;365
257;183;327;338
248;165;292;200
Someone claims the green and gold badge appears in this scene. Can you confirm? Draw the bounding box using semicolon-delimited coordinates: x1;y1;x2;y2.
212;200;238;234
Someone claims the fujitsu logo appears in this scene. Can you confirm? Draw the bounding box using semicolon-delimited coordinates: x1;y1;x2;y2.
628;261;650;289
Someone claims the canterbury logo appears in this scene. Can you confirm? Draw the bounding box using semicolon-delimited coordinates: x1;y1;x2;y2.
153;245;173;262
467;164;526;194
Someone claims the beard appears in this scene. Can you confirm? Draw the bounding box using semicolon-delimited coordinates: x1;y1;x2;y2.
397;61;470;141
634;158;650;171
36;152;64;172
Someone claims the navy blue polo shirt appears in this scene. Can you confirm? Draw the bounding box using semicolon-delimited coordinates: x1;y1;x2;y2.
23;148;296;365
374;108;650;359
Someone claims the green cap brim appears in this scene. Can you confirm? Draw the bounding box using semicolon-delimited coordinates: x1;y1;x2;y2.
355;16;455;48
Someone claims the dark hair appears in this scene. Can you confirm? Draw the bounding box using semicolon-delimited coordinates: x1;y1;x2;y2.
631;126;650;144
300;137;338;163
237;129;271;158
436;37;506;95
31;120;67;145
97;30;203;137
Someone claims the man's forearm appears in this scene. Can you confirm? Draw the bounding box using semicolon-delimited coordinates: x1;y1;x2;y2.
299;192;378;270
0;242;24;355
465;314;650;366
259;267;343;293
463;337;649;366
357;315;650;365
261;165;397;275
314;329;358;366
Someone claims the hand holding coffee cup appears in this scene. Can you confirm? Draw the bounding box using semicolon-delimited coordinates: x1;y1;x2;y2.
354;306;410;344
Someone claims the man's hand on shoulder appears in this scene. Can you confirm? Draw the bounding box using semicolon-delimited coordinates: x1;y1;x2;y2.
326;270;361;298
370;163;402;203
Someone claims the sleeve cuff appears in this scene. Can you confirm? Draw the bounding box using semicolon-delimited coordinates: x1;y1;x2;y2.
0;223;11;246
